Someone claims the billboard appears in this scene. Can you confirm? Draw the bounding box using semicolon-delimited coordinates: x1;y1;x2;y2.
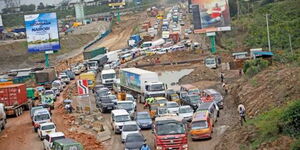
0;15;3;32
75;3;85;22
24;13;60;53
108;0;126;7
192;0;231;33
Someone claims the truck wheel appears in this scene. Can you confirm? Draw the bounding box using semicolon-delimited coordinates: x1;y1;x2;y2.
34;127;38;132
15;108;19;117
20;107;23;115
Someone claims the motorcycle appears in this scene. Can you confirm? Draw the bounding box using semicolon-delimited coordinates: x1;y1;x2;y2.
63;99;73;113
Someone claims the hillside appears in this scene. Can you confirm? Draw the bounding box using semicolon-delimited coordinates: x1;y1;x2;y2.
218;0;300;51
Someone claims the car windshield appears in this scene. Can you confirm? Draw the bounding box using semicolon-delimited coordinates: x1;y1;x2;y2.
61;76;68;79
167;103;179;108
156;99;167;105
206;59;215;65
34;114;50;121
108;95;117;100
137;113;150;120
101;97;112;103
157;122;185;135
45;91;54;95
158;108;168;114
189;96;200;103
171;95;179;100
102;73;115;79
42;124;55;130
126;96;135;101
126;135;144;142
179;107;193;113
122;124;138;131
115;115;131;122
52;136;65;142
118;103;133;110
88;80;93;85
149;84;165;91
189;89;199;94
191;121;208;130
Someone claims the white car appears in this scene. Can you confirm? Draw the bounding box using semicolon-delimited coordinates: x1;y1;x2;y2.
116;101;135;119
60;75;70;84
38;122;56;140
121;121;140;143
166;101;180;114
126;94;136;110
178;106;194;122
43;132;65;150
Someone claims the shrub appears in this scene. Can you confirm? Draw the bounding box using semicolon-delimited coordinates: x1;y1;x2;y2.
290;138;300;150
243;58;270;77
280;100;300;138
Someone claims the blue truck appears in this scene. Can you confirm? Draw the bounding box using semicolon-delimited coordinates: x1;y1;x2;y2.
128;35;142;47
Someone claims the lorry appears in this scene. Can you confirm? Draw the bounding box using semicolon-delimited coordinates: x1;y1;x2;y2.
101;69;116;89
0;84;32;117
141;39;165;48
83;47;107;60
34;69;57;89
119;68;166;103
153;116;188;150
87;54;108;72
128;35;142;48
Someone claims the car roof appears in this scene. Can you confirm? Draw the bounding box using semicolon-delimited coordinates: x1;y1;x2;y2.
34;109;49;115
54;138;79;145
123;121;137;125
40;122;55;127
155;97;167;100
111;109;129;115
166;101;177;104
197;102;214;110
117;101;133;104
179;105;192;109
126;133;143;138
48;132;65;137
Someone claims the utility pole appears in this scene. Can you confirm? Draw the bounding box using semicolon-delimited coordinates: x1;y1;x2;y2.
289;34;293;54
236;0;240;19
266;14;271;51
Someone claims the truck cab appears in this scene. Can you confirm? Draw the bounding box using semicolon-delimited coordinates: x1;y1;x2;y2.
205;57;218;69
144;82;166;100
153;116;188;150
79;72;96;89
101;69;116;89
87;61;99;71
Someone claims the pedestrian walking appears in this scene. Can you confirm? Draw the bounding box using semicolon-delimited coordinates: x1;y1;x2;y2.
220;72;224;83
222;82;228;95
238;103;246;126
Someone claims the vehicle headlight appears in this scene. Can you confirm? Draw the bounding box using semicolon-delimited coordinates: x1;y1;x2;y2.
183;144;188;148
156;146;162;150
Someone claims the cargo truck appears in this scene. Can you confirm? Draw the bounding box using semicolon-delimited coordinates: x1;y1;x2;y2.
87;54;108;72
0;84;32;117
34;69;57;89
141;39;165;48
153;116;188;150
119;68;166;103
0;103;6;131
128;35;142;48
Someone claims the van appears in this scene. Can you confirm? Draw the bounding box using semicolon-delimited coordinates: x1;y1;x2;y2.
190;110;213;140
203;89;224;109
33;109;51;132
196;101;219;123
180;84;200;95
52;138;83;150
111;109;131;134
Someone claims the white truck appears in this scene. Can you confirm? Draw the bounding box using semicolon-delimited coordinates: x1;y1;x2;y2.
101;69;116;89
0;103;6;131
141;39;165;48
119;68;166;103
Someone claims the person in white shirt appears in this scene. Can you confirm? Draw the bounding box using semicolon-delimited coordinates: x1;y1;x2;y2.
238;103;246;126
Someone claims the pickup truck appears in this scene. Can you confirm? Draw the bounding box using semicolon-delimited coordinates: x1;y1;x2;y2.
43;132;65;150
96;96;115;113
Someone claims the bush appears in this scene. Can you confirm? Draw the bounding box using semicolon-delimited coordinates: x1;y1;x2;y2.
243;58;269;77
290;138;300;150
280;100;300;138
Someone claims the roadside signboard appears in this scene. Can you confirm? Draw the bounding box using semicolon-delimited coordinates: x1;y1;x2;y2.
77;80;89;95
24;13;61;53
0;15;3;32
192;0;231;33
108;0;126;7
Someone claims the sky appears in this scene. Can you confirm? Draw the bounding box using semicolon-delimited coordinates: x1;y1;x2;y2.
0;0;63;11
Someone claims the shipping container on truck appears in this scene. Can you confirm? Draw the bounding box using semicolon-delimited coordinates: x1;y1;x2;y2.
0;84;32;117
34;69;57;89
83;47;107;60
119;68;166;103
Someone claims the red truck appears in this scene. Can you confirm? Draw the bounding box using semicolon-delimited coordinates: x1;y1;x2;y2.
153;116;188;150
0;84;31;116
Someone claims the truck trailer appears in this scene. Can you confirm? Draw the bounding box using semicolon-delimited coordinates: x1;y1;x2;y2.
0;84;31;117
119;68;166;103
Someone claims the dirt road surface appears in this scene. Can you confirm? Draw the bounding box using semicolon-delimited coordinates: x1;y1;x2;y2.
0;112;43;150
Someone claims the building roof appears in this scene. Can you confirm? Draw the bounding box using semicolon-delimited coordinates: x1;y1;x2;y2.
253;51;274;56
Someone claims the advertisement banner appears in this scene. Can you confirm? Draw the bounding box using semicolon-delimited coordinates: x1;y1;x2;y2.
0;15;3;32
192;0;231;33
24;13;60;53
108;0;126;7
120;71;141;92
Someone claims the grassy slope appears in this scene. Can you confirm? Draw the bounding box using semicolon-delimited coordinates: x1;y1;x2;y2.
219;0;300;51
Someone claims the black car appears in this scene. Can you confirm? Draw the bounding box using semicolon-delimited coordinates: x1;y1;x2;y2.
95;88;110;99
124;133;145;150
181;94;201;111
96;96;115;113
